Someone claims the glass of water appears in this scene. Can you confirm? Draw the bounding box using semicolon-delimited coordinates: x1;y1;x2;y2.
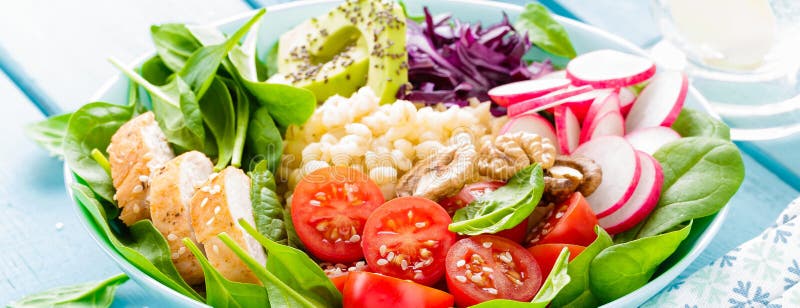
650;0;800;140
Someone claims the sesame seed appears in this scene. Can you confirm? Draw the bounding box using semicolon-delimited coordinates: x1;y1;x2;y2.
200;197;208;208
420;248;432;258
425;240;438;247
178;247;186;255
212;245;219;254
498;252;513;264
482;242;493;248
356;261;366;267
206;217;215;226
349;234;361;242
401;259;408;270
380;245;387;257
424;258;433;266
456;260;466;267
139;175;149;182
376;259;389;266
314;192;326;200
386;252;395;262
543;223;551;229
171;253;179;260
133;204;141;213
470;274;483;283
455;275;467;283
316;222;328;231
201;186;210;192
407;210;413;219
483;267;494;273
113;193;117;201
209;173;218;180
310;200;322;206
414;272;424;280
214;206;221;214
542;228;550;235
167;233;178;241
555;212;565;219
132;184;143;193
484;288;498;295
415;221;427;228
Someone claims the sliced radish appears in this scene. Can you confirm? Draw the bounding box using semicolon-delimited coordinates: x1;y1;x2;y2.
573;136;641;218
618;87;637;117
581;91;620;133
540;70;567;80
625;71;688;131
580;110;624;143
625;126;681;155
599;151;663;234
489;78;572;107
507;85;593;117
554;106;580;154
566;49;656;88
501;113;559;152
556;89;613;122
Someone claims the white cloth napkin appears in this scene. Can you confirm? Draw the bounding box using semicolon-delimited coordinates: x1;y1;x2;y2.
644;197;800;307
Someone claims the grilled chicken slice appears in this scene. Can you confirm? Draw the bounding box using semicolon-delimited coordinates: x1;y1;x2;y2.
149;151;213;285
107;112;174;225
190;166;266;284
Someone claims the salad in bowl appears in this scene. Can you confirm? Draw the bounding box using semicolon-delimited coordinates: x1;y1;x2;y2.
28;0;745;307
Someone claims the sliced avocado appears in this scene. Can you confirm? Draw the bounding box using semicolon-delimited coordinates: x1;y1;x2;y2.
273;0;407;104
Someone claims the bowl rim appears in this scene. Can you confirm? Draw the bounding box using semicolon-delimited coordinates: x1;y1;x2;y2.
69;0;728;306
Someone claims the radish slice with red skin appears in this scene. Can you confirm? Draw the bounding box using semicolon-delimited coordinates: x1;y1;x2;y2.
489;78;571;107
625;71;688;131
625;126;681;155
573;136;641;218
581;91;620;134
508;85;593;117
554;106;580;154
501;113;559;152
580;110;624;143
618;87;637;117
555;89;613;122
566;49;656;88
599;151;663;234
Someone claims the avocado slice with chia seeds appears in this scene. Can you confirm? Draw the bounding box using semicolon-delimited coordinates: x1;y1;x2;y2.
272;0;408;104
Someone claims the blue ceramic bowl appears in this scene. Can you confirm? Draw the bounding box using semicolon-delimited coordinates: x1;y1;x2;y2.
66;0;728;306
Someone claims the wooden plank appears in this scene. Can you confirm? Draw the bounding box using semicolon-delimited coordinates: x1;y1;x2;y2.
0;0;250;113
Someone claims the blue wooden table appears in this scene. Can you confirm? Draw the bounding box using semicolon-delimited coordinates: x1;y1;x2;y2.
1;0;797;306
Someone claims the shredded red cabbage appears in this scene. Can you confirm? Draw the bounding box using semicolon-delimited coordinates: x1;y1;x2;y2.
398;8;552;115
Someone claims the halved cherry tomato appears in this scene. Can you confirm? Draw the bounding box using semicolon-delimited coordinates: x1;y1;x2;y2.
496;219;529;244
343;272;454;308
330;274;349;293
439;181;505;216
292;166;385;263
362;197;456;286
527;244;585;277
445;235;543;306
527;192;598;247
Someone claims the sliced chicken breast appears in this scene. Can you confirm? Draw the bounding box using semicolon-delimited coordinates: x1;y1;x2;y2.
190;166;266;284
149;151;213;285
107;111;174;225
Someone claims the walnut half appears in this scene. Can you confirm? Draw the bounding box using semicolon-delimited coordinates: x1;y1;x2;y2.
477;131;557;181
396;133;478;200
543;155;602;204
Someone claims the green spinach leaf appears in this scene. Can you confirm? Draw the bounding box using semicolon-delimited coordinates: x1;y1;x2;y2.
217;233;317;307
249;161;289;244
227;78;251;168
551;227;613;307
25;112;72;158
71;184;202;300
228;25;316;129
450;164;544;235
515;3;577;59
263;42;280;79
245;107;283;172
183;239;269;307
140;55;172;86
240;219;342;307
671;108;731;140
8;273;128;308
150;23;202;73
199;77;236;170
626;137;744;238
589;222;692;303
63;103;133;202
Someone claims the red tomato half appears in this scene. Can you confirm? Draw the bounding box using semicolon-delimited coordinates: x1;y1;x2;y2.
362;197;456;286
292;166;385;263
343;272;454;308
445;235;543;306
330;274;349;293
527;192;598;247
527;244;585;277
439;181;505;216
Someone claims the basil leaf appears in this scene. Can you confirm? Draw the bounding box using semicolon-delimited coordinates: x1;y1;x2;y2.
183;239;269;307
671;108;731;140
64;103;133;202
199;77;236;170
249;160;289;244
284;201;305;249
629;137;744;238
151;23;202;72
515;3;577;59
25;112;72;158
450;164;544;235
551;226;613;307
240;219;343;307
8;273;128;308
245;107;283;172
217;233;317;307
140;55;172;86
589;222;692;303
228;24;316;129
71;184;202;301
